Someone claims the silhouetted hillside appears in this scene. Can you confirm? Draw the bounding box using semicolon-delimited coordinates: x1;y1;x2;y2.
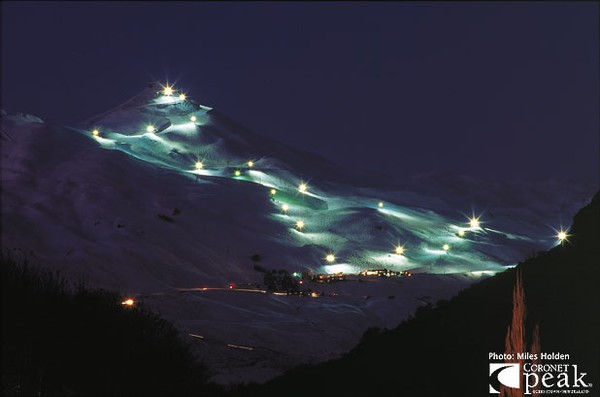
0;254;220;396
244;191;600;396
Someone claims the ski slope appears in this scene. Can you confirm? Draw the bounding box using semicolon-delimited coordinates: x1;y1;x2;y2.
1;83;595;384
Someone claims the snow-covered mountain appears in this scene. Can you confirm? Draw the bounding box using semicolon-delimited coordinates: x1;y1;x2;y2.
1;83;595;384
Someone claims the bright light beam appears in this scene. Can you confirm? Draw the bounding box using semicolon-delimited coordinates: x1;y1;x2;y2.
469;216;481;230
557;229;569;243
162;84;174;96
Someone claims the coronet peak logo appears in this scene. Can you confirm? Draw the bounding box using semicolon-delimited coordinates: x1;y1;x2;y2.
489;363;520;393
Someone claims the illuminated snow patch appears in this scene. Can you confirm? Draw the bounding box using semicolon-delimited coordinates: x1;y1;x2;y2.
370;253;409;267
424;248;449;255
165;122;198;134
324;263;356;275
154;96;177;105
377;208;418;221
92;136;115;146
468;270;499;276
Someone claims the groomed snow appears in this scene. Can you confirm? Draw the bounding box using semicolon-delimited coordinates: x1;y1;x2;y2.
1;86;595;384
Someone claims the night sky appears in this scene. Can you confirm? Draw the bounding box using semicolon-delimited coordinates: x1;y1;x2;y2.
2;2;598;183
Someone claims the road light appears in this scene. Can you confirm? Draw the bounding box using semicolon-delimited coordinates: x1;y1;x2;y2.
395;245;405;255
234;170;241;177
121;298;135;306
146;124;155;133
190;115;197;122
458;230;466;237
298;183;308;193
179;93;186;100
195;161;203;170
92;129;100;137
247;160;254;168
378;201;384;208
442;244;450;251
325;254;336;263
281;204;289;213
296;220;305;231
270;188;277;196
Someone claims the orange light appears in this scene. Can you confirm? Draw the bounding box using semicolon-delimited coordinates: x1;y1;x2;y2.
121;298;135;306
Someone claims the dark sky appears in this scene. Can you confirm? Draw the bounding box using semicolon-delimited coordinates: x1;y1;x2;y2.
2;2;598;183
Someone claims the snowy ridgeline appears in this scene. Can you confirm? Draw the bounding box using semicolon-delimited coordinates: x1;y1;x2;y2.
1;85;595;384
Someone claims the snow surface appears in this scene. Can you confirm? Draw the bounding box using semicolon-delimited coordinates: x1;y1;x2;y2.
1;85;595;384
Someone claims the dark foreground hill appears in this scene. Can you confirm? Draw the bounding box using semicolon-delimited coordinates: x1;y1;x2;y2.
242;191;600;396
0;254;221;396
